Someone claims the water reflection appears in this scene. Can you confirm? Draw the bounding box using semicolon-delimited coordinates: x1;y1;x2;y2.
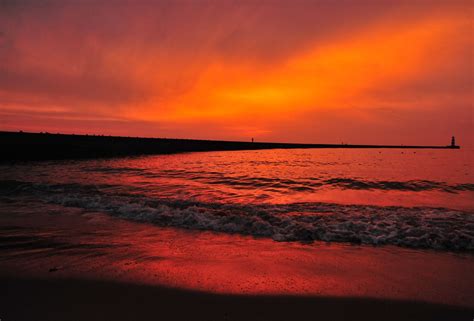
1;148;473;209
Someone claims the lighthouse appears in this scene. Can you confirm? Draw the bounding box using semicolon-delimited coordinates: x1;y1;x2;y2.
451;136;456;147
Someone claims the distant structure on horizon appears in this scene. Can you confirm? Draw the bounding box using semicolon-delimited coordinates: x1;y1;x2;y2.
0;131;461;162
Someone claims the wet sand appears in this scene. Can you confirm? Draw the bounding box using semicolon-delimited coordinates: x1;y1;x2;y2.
1;201;473;320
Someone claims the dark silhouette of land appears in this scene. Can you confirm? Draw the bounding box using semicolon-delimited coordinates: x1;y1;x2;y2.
0;131;460;161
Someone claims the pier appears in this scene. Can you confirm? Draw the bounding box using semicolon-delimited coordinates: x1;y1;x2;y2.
0;131;460;161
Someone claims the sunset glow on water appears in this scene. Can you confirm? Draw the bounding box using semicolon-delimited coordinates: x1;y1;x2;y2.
1;149;473;308
1;149;473;253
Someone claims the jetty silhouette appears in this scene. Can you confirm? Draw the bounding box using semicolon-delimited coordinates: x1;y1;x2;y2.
0;131;460;161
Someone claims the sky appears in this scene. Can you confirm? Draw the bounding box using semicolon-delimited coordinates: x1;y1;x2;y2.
0;0;472;145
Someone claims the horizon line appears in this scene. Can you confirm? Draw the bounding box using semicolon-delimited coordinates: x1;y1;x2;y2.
0;130;460;150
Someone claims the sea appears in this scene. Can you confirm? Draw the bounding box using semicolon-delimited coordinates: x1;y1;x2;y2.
1;148;473;251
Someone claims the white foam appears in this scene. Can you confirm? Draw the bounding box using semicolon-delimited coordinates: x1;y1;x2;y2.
3;180;473;251
47;192;474;251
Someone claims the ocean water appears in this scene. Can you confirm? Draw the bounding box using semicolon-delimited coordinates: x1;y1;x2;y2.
1;148;473;251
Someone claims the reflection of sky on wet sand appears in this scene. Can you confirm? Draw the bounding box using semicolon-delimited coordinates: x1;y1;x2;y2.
1;201;472;307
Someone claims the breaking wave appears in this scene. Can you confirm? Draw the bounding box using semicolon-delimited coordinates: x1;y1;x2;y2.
2;180;473;251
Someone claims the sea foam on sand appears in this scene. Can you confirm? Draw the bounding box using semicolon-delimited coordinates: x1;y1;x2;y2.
1;200;473;309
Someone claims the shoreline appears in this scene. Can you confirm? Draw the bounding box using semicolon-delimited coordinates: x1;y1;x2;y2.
1;200;473;320
1;202;473;308
0;131;459;161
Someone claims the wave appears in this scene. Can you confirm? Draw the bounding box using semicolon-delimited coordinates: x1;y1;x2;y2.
322;178;474;192
2;180;473;251
75;167;474;193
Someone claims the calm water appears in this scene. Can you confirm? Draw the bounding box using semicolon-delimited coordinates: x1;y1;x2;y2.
1;149;473;251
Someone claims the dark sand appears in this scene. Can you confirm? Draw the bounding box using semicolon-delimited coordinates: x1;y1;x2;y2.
2;276;473;321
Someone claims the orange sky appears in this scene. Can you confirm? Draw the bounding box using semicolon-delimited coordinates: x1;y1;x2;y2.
0;0;472;145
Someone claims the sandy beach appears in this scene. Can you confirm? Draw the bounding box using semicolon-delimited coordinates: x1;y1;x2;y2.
1;200;473;320
2;276;472;321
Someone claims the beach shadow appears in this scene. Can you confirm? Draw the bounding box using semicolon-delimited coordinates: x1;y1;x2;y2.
1;276;472;321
